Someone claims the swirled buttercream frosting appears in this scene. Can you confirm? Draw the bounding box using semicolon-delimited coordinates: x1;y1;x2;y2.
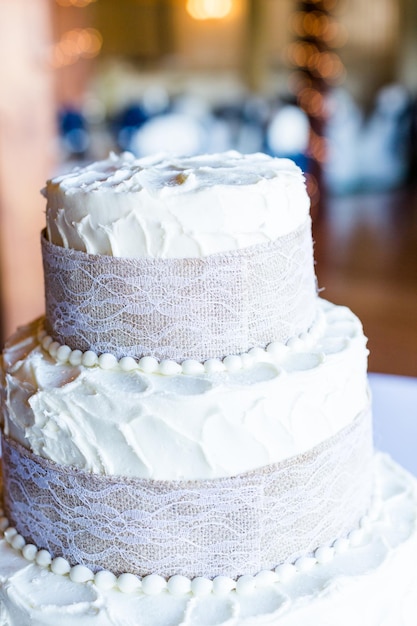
44;151;310;258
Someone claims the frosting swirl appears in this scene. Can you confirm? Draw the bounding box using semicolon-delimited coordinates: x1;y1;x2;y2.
44;151;310;258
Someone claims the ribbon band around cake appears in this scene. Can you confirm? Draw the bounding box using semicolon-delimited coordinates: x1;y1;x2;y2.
2;406;373;579
41;218;317;362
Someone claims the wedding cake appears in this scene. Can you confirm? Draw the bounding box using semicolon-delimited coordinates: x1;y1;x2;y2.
1;151;416;626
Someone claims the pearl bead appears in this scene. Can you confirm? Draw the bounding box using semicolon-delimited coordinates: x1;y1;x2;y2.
48;341;61;358
255;570;278;587
315;546;335;564
286;337;304;351
82;351;98;367
236;574;256;595
117;573;141;593
212;576;235;595
119;356;138;372
333;537;349;554
56;345;72;363
4;527;17;542
181;360;205;376
266;341;288;360
94;570;117;590
167;574;191;595
69;349;83;366
204;359;225;374
70;564;94;583
294;556;317;573
11;534;25;551
275;563;296;583
36;549;52;567
248;347;267;361
141;574;167;596
159;360;182;376
22;544;38;561
98;353;118;370
51;557;71;576
138;356;159;374
42;335;53;350
223;355;242;372
190;577;213;596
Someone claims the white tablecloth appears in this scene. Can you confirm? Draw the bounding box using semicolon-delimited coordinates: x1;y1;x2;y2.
370;373;417;477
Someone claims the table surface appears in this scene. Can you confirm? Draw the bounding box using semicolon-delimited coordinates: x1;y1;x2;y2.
370;372;417;476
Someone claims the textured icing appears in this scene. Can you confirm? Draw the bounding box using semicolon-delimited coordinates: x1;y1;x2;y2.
44;151;310;258
1;454;417;626
1;300;369;480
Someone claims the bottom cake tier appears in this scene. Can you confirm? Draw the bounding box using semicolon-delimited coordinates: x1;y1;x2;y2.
1;452;416;626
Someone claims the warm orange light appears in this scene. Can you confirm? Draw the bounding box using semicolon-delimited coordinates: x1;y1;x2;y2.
286;41;318;67
287;70;312;95
298;87;326;118
50;28;102;68
289;11;305;37
308;130;327;163
186;0;232;20
315;52;345;81
322;22;348;47
56;0;97;6
305;172;320;206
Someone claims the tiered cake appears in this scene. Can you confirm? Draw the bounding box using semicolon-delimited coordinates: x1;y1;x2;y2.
1;152;417;626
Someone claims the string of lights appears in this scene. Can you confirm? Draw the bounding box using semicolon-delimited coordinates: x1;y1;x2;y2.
287;0;347;212
51;0;102;68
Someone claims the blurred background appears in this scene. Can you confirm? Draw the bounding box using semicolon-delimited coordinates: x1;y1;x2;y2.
0;0;416;376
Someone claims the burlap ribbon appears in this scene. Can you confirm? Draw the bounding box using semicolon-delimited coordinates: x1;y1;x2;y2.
41;218;317;361
2;407;373;579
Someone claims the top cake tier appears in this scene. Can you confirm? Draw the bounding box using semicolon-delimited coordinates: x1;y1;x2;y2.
44;151;310;258
41;151;317;361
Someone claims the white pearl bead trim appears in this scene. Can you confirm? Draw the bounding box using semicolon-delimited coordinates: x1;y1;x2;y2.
0;496;381;597
37;309;327;376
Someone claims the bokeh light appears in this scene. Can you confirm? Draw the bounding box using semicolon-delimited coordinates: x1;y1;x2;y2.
186;0;233;21
50;28;102;68
56;0;97;6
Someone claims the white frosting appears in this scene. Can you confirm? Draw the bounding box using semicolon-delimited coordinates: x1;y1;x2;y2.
1;300;369;480
1;454;417;626
44;151;310;258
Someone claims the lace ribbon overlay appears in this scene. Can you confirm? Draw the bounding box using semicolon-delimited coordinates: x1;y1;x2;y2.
2;408;373;579
41;219;317;361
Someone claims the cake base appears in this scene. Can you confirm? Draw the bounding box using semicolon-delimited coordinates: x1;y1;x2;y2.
1;453;417;626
